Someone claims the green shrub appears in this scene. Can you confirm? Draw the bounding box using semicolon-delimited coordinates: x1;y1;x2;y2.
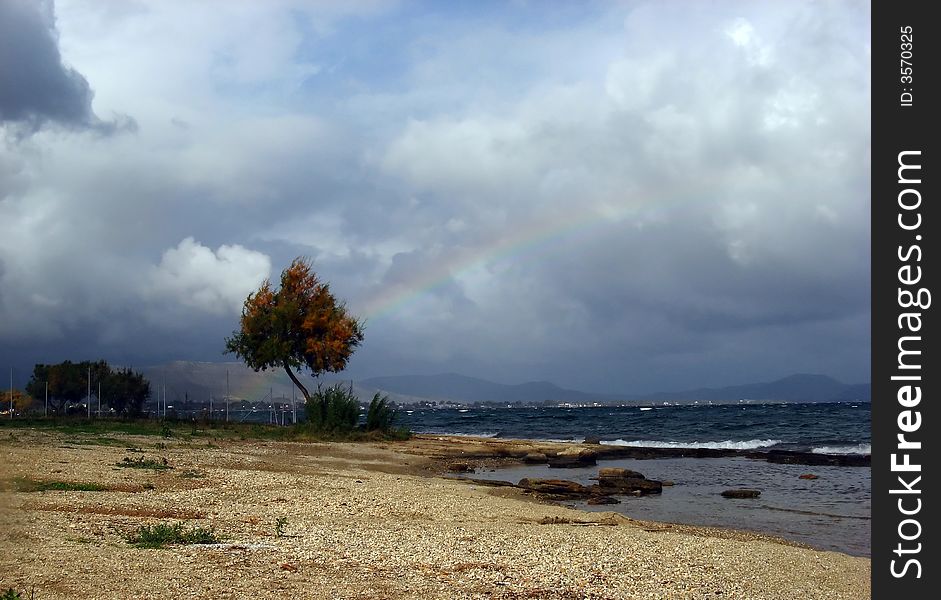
305;383;359;432
116;456;171;470
14;478;109;492
127;522;220;549
365;393;395;432
383;426;412;441
1;589;22;600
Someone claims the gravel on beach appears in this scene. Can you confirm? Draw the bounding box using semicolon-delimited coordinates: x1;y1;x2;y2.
0;430;870;599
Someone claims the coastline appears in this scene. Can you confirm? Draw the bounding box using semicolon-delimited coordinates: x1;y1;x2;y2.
1;429;870;599
393;433;871;468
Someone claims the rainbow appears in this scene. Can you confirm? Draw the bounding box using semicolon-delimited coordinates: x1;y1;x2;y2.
358;202;647;322
356;173;721;323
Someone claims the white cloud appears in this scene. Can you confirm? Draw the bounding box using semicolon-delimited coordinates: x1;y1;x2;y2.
725;18;772;66
148;237;271;315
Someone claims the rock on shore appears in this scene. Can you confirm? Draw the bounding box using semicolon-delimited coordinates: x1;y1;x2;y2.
721;489;762;499
547;447;597;468
513;467;663;503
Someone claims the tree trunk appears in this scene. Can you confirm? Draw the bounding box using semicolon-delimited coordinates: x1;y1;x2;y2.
282;363;312;404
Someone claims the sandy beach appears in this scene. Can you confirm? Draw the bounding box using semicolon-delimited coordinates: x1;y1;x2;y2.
0;429;870;599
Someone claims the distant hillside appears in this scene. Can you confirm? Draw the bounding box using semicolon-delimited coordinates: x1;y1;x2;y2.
363;372;870;404
629;374;871;403
360;373;604;404
137;363;870;406
138;361;372;404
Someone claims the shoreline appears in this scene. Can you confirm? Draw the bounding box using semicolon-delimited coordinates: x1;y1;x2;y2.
393;433;871;469
1;428;870;599
398;434;871;557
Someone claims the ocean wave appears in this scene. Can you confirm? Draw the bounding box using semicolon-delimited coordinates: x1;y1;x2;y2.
420;430;501;438
599;438;783;450
811;443;871;455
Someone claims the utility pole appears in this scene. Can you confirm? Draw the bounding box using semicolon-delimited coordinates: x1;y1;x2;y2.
8;368;12;419
226;370;230;422
98;381;101;417
44;380;48;417
209;393;213;421
87;366;91;419
292;387;296;424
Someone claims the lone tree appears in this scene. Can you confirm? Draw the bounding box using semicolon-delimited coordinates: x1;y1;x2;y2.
224;257;365;404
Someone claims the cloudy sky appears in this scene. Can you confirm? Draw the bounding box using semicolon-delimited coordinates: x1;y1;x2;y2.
0;0;870;393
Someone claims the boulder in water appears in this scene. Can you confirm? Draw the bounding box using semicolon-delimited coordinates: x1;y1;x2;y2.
721;489;761;499
596;467;645;480
522;452;548;464
547;447;597;468
518;478;592;496
598;477;662;495
593;467;662;495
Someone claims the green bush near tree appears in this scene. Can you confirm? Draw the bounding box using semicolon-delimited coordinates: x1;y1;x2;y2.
305;383;360;433
301;384;406;439
365;393;395;432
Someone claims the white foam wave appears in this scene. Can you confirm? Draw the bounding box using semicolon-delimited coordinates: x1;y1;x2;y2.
422;431;501;438
599;438;783;450
811;444;871;455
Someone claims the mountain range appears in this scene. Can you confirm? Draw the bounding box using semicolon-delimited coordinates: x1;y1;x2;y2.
361;372;869;404
138;362;870;406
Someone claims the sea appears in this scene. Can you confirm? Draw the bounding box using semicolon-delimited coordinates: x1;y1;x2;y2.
395;402;871;556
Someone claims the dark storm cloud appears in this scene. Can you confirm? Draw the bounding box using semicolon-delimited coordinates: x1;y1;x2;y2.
0;0;135;133
0;0;96;127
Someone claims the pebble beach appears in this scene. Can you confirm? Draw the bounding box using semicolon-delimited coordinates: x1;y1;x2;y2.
0;429;870;599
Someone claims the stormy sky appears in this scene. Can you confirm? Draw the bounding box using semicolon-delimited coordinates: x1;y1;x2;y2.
0;0;870;394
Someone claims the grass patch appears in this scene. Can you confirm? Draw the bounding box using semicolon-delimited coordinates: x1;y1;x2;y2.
1;415;411;443
62;436;128;447
15;478;109;492
127;522;221;549
116;456;172;470
1;417;171;437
